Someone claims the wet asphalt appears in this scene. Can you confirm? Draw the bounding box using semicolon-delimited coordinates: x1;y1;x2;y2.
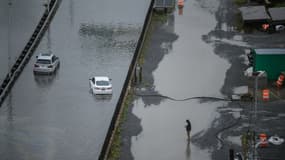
0;0;44;81
0;0;151;159
120;0;285;160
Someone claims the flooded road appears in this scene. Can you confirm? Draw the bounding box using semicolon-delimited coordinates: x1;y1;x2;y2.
122;0;285;159
0;0;151;159
128;0;230;159
153;0;229;98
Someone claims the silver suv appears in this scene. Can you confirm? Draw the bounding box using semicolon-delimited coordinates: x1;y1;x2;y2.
33;53;60;74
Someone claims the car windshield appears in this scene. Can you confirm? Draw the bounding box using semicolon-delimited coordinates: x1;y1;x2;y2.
96;80;109;86
36;59;51;64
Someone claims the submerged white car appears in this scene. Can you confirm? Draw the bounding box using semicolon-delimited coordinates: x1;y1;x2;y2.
89;76;112;95
33;53;60;74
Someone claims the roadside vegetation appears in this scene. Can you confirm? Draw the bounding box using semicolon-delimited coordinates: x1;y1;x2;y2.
234;0;247;6
107;12;164;159
107;90;134;160
273;1;285;7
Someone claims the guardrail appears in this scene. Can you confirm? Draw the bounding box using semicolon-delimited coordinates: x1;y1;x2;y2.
98;0;155;159
0;0;60;106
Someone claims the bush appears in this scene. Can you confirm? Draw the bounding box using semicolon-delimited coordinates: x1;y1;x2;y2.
234;0;248;5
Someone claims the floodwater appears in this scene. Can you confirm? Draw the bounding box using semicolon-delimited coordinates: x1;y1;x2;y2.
132;99;228;160
128;0;285;159
0;0;44;81
130;0;231;159
0;0;151;159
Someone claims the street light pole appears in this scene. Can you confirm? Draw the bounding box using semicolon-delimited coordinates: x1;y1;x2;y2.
253;71;265;160
254;71;265;126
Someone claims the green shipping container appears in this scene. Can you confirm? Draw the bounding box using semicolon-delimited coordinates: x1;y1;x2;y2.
252;48;285;80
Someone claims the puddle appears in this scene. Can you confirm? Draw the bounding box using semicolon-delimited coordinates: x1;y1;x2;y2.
131;98;227;160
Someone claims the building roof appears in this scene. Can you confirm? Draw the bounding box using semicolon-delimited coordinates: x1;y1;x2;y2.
268;7;285;22
253;48;285;55
239;6;271;22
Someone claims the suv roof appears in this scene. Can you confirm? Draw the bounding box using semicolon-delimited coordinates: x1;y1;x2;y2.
37;53;54;60
94;76;110;81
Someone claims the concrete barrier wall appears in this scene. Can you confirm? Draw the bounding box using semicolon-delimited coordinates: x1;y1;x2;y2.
0;0;60;105
98;0;154;159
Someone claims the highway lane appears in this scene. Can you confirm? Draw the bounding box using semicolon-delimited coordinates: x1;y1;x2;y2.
0;0;151;159
0;0;44;81
0;0;8;80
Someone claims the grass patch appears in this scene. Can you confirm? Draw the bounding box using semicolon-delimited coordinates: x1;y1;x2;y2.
273;2;285;7
152;13;168;23
107;90;134;160
235;12;244;31
234;0;247;6
138;21;152;65
139;12;169;64
107;12;169;160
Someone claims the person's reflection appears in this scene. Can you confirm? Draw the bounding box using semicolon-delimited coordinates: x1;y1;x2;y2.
185;139;191;160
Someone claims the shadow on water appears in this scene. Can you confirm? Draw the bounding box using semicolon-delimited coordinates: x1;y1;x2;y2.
185;140;192;160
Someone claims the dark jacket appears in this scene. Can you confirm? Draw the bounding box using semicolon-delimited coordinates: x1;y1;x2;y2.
186;121;191;131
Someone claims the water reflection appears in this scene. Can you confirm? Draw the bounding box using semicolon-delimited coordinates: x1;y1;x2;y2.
94;94;112;101
33;70;59;88
88;88;112;101
185;140;191;160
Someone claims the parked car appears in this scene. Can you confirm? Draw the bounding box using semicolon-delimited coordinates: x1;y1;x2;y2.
33;53;60;74
89;76;112;95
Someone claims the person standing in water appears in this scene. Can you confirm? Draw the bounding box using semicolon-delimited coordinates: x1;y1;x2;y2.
185;119;191;140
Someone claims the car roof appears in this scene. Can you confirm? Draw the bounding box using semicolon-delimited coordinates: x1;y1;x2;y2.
94;76;110;81
37;53;54;60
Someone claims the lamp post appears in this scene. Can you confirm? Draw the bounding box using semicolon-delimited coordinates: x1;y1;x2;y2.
254;71;265;125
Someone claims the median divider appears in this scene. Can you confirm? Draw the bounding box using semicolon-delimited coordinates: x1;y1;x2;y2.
0;0;60;106
98;0;155;159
